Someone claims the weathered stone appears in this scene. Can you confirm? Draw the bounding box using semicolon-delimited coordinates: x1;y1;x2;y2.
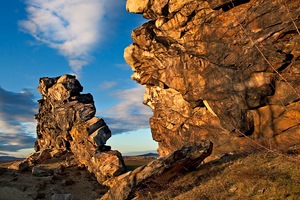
26;152;38;166
34;75;97;153
101;141;213;200
60;179;75;186
168;0;194;13
38;75;83;101
206;0;242;10
32;166;53;177
8;160;29;172
35;149;52;163
69;123;126;183
125;0;300;158
65;155;78;167
126;0;149;13
34;75;126;183
54;165;67;176
86;117;107;135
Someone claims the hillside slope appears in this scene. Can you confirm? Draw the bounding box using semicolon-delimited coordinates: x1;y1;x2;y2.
130;150;300;199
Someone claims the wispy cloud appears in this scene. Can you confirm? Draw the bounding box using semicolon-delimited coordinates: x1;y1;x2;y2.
0;152;9;156
101;85;152;134
19;0;115;73
98;81;118;90
0;87;37;153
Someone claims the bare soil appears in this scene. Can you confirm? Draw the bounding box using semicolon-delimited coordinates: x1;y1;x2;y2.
0;158;108;200
0;156;155;200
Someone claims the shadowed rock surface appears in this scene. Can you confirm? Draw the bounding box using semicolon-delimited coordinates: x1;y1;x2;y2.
32;74;125;183
101;141;213;200
124;0;300;158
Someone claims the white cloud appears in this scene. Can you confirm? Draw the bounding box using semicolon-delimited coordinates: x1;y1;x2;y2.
0;87;37;153
20;0;115;73
101;85;153;134
98;81;118;90
0;120;36;152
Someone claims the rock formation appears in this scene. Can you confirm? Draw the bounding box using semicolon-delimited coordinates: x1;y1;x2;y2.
101;141;213;200
124;0;300;158
33;74;125;182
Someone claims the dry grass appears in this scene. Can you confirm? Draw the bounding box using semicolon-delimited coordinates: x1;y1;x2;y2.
130;151;300;200
123;156;157;171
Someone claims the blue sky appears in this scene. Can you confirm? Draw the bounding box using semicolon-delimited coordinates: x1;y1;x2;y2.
0;0;157;157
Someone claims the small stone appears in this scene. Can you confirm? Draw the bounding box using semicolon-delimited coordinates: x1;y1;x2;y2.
32;166;53;177
54;165;67;176
60;179;75;186
36;149;52;163
8;160;29;172
51;194;72;200
50;188;62;195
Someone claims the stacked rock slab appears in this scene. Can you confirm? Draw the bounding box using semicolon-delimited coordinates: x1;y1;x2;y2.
34;75;125;182
101;141;213;200
125;0;300;158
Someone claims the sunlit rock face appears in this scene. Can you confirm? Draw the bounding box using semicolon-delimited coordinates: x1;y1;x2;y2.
125;0;300;158
101;140;213;200
34;74;125;182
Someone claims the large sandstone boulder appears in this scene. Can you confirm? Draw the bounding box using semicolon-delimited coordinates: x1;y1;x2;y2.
34;75;126;182
125;0;300;158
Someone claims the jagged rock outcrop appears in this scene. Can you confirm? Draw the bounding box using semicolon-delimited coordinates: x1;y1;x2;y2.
101;141;213;200
125;0;300;158
33;75;125;182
